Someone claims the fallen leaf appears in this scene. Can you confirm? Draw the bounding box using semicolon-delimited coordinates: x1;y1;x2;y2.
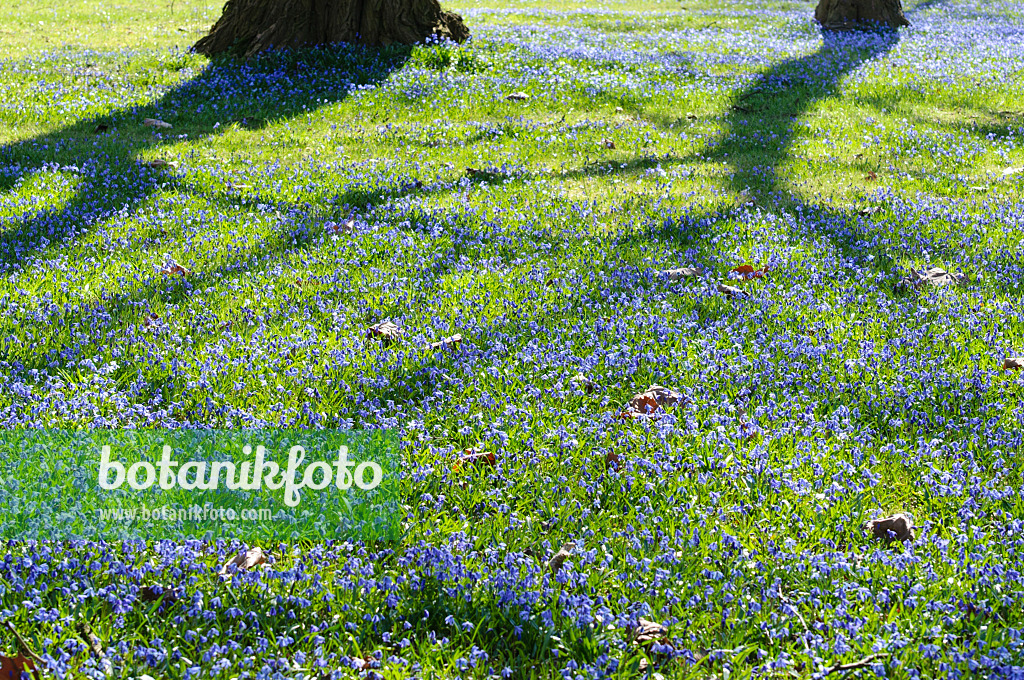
428;333;463;352
139;584;180;605
660;267;702;281
505;92;530;101
866;514;914;542
452;448;496;472
570;372;596;394
602;139;616;149
897;267;969;290
351;656;375;671
219;547;267;576
548;542;576;573
604;449;619;467
864;171;877;181
730;264;768;280
142;117;172;129
145;159;179;169
631;618;669;644
1004;357;1024;370
0;654;37;679
717;282;744;298
326;220;355;235
158;262;189;277
622;385;687;418
367;321;401;344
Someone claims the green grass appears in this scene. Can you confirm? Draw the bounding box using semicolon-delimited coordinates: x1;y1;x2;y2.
1;0;1024;676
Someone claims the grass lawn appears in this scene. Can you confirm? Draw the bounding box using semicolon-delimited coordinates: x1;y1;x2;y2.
1;0;1024;676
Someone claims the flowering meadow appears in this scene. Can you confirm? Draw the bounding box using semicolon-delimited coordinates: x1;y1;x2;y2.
1;0;1024;676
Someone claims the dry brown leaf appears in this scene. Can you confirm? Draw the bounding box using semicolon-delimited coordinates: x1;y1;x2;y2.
897;267;969;291
864;171;877;181
158;262;190;277
139;584;180;605
604;449;620;467
622;385;687;418
143;117;172;129
219;547;267;576
717;282;744;298
661;267;702;281
602;139;616;149
730;264;768;280
0;654;38;679
548;542;576;573
1004;357;1024;370
428;333;462;352
505;92;530;101
452;448;496;472
631;618;669;644
157;262;190;278
867;514;914;542
571;372;596;394
326;220;355;235
367;321;401;344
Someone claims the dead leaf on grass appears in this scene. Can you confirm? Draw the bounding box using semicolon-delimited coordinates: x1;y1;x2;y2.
326;220;355;236
730;264;768;280
602;139;616;149
367;321;401;345
717;282;744;298
158;261;190;277
548;542;576;573
428;333;463;352
0;654;37;679
452;448;496;472
660;267;702;281
897;267;970;291
621;385;687;418
219;547;267;576
867;514;914;542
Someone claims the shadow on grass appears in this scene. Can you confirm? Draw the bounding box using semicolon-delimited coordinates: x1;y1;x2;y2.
0;44;413;270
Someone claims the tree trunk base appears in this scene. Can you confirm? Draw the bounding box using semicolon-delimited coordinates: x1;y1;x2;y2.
815;0;909;29
194;0;469;58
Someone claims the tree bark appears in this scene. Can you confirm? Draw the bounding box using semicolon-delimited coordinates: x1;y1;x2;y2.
815;0;909;29
193;0;469;58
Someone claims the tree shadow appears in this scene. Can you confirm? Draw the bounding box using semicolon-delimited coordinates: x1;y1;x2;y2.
708;26;900;205
0;43;413;270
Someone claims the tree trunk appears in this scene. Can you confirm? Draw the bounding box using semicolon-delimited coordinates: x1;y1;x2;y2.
815;0;909;29
193;0;469;58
